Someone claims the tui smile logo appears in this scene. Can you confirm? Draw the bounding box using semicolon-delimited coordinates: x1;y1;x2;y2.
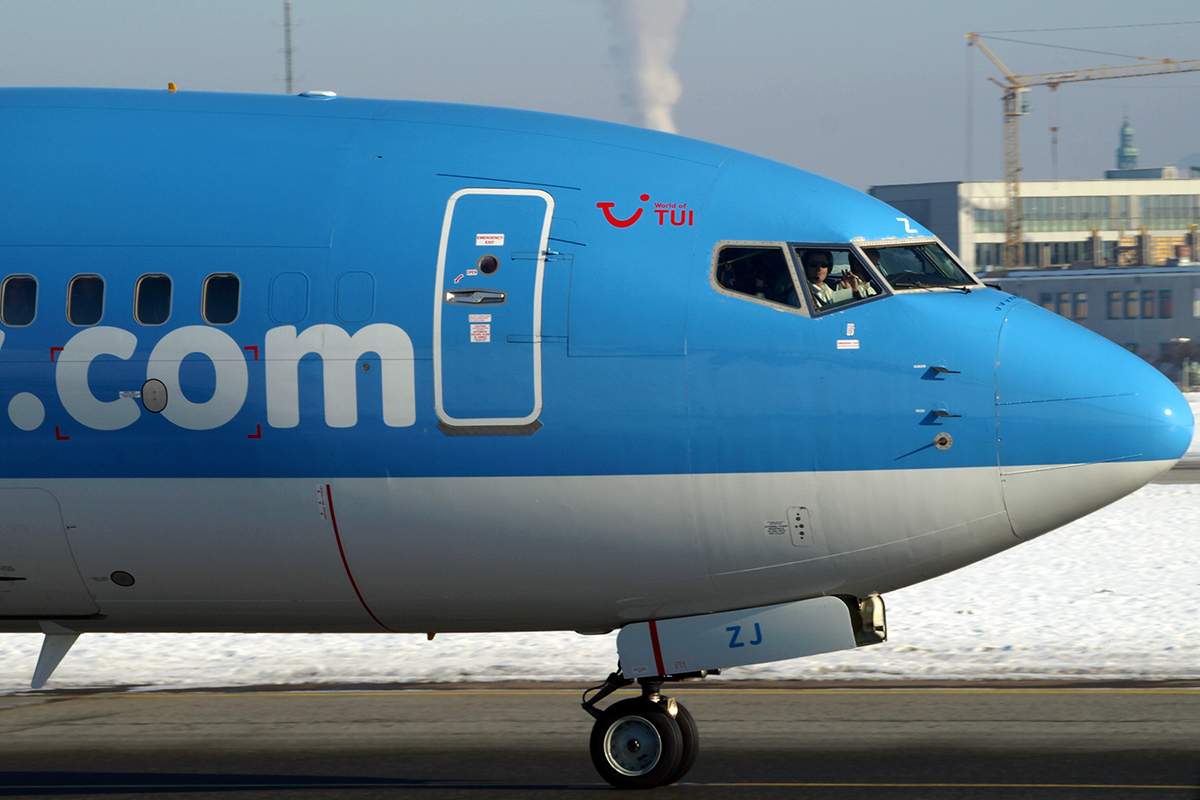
597;194;695;229
597;194;649;227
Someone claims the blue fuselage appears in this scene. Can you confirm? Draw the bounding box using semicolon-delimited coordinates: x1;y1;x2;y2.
0;89;1190;633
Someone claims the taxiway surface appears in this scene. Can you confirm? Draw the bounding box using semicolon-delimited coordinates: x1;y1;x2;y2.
1153;460;1200;483
1;683;1197;799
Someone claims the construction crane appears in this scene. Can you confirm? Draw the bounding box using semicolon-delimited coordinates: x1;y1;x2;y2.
966;33;1200;269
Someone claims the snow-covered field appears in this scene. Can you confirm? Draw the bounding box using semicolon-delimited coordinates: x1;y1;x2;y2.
3;401;1198;694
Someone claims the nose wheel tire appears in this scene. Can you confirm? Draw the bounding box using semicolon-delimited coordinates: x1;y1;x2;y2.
589;697;695;789
661;702;699;786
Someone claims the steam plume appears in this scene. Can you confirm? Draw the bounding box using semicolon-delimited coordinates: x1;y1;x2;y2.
603;0;689;134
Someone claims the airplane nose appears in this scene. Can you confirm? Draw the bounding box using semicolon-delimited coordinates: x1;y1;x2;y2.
995;301;1193;540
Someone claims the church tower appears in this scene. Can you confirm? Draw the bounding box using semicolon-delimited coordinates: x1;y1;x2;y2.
1116;115;1139;170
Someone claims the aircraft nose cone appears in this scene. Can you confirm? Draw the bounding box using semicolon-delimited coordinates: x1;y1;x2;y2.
995;302;1193;540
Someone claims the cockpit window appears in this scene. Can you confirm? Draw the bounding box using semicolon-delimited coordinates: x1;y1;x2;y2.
793;246;883;312
714;245;800;308
866;242;976;290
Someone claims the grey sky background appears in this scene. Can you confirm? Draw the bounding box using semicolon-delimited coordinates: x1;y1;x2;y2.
1;0;1197;191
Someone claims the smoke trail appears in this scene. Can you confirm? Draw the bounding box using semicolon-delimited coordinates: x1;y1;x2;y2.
603;0;689;134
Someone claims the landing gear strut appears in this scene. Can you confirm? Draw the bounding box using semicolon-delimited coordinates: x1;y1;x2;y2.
582;669;704;789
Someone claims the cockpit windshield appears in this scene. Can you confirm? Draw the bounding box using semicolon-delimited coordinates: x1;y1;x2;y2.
710;239;974;317
863;242;977;290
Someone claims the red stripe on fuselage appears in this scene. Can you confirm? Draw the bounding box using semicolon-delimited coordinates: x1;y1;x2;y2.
647;619;666;677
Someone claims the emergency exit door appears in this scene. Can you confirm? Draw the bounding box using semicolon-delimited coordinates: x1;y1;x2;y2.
433;188;553;431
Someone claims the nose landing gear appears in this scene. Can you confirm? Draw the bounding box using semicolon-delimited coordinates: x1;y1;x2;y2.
582;669;703;789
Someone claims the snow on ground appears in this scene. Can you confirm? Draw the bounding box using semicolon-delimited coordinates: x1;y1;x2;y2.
3;475;1198;693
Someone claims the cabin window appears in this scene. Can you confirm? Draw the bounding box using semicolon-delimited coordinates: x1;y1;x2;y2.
794;246;884;312
1;275;36;326
135;274;172;325
68;275;104;326
865;242;975;291
203;273;240;325
271;272;309;323
336;271;375;323
713;245;800;308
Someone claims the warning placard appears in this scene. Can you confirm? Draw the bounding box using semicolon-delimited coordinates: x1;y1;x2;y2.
764;520;788;536
476;234;504;247
470;323;491;343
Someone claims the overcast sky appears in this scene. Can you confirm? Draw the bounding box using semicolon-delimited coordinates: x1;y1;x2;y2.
2;0;1198;190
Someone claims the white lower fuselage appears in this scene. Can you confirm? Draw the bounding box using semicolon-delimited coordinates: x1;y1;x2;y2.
0;457;1172;634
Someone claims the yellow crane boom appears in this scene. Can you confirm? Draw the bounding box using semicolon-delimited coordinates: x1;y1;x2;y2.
966;33;1200;269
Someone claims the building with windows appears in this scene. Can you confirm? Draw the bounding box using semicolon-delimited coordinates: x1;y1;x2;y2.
870;115;1200;272
869;177;1200;274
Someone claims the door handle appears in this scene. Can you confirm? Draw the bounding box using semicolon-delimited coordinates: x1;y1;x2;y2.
444;289;506;305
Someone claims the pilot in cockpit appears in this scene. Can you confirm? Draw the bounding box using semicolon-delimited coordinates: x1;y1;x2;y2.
800;249;852;308
800;248;880;309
